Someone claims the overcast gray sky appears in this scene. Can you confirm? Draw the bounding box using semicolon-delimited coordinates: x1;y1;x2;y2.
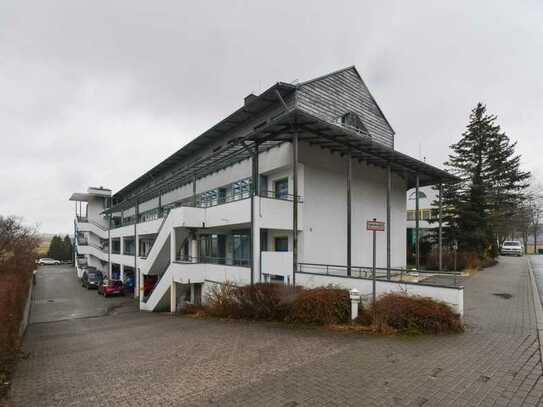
1;0;542;235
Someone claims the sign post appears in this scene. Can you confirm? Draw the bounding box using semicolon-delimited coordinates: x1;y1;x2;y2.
367;219;385;316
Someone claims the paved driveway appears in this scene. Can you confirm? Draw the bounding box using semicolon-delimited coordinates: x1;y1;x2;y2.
29;265;132;324
7;258;543;406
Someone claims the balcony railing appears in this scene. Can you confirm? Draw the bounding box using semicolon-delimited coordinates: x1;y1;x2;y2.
258;190;304;203
174;255;251;267
110;181;304;229
297;262;464;288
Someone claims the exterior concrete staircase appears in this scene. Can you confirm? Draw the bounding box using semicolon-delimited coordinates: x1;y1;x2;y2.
140;265;172;311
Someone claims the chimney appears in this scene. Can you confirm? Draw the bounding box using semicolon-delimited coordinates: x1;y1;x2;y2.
244;93;258;106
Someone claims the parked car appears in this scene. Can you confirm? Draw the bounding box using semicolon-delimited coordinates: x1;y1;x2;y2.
98;279;124;297
37;257;61;265
500;240;523;256
81;270;103;289
121;276;133;296
143;275;158;297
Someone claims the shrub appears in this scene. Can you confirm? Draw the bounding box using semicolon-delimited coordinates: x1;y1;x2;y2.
206;282;298;321
234;283;298;321
368;293;463;334
424;249;492;271
289;287;350;325
0;216;38;400
206;282;239;318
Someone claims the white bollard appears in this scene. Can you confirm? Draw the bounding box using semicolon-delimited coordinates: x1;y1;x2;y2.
349;288;361;321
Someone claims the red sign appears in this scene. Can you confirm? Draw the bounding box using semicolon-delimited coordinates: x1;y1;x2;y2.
367;220;385;231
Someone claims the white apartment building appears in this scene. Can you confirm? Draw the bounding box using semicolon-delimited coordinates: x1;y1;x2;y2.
70;67;463;314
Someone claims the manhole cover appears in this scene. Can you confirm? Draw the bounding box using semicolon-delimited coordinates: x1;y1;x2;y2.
493;293;512;299
47;299;55;303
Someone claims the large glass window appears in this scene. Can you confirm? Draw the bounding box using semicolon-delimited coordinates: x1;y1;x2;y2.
233;178;252;201
274;236;289;252
274;178;289;200
233;233;250;266
198;234;226;263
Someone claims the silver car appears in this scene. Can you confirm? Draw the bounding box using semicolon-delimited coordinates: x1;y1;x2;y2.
500;241;523;256
38;257;61;265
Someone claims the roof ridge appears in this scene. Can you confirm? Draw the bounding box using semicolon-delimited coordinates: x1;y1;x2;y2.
297;65;357;87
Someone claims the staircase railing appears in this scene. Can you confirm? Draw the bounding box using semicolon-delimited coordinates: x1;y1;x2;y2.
144;212;170;256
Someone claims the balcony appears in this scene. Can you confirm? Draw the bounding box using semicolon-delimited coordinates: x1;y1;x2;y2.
174;255;251;268
77;237;88;246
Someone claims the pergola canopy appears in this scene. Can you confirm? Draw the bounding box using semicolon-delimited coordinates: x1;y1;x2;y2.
103;107;457;214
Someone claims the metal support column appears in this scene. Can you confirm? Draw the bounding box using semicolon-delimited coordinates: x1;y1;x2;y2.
438;183;443;271
250;143;259;286
346;151;352;276
292;132;299;287
415;175;420;271
134;203;138;299
108;214;111;279
158;193;162;218
386;164;391;279
192;174;197;206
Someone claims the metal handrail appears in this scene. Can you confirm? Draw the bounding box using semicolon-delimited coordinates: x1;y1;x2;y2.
258;190;304;203
297;262;463;287
174;255;251;267
142;213;169;255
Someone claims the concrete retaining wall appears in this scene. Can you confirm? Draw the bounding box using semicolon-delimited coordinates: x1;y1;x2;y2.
297;272;464;316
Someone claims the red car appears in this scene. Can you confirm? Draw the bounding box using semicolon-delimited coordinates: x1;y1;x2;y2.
98;279;123;297
143;275;158;297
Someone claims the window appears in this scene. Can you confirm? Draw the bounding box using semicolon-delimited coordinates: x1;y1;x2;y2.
409;191;427;200
232;178;252;200
111;239;121;254
407;209;433;221
233;233;250;266
274;237;289;252
274;178;289;200
198;234;226;263
339;112;366;133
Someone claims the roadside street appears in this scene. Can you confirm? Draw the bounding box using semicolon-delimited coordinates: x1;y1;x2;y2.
7;257;543;407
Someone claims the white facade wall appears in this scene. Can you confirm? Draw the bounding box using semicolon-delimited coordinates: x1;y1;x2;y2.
299;143;406;269
87;196;108;228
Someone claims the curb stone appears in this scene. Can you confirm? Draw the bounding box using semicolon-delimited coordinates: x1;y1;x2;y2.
527;256;543;366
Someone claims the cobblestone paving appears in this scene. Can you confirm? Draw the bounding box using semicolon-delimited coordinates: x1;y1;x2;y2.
6;257;543;406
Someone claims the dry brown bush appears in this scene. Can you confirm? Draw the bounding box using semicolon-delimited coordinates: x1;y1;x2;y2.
368;292;463;334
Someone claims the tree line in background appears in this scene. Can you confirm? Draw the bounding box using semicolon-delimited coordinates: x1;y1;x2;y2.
434;102;542;263
47;235;73;261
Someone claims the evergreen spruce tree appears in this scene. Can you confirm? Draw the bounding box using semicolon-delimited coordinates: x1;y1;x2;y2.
440;103;494;256
439;103;530;258
486;128;530;244
47;235;62;260
62;235;73;261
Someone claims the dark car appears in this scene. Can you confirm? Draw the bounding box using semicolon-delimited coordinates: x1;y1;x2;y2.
81;270;103;289
122;275;135;296
143;275;158;297
98;279;123;297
